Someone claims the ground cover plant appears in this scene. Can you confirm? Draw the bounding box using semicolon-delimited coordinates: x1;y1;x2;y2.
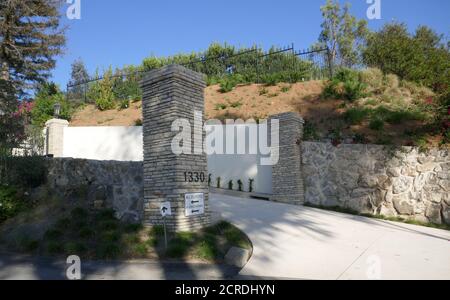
0;202;251;263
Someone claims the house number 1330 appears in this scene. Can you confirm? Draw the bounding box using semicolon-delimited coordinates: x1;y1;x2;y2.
184;172;205;183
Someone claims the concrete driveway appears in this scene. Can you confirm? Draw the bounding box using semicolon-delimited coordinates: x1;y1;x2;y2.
210;194;450;280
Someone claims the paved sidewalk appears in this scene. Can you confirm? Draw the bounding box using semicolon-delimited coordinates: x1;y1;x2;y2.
210;194;450;280
0;255;238;280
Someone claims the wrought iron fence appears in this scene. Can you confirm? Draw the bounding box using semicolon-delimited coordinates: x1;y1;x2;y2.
66;44;332;104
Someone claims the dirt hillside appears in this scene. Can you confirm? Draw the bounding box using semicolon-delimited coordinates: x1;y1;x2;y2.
70;81;329;126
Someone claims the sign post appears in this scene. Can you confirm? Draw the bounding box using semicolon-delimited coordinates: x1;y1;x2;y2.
160;202;171;250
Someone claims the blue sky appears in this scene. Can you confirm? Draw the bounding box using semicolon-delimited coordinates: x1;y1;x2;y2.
52;0;450;89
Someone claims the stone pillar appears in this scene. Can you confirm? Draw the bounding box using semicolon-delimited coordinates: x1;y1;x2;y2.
270;112;305;205
45;118;69;157
141;65;210;232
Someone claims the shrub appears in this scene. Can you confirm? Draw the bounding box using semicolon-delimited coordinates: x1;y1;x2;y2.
5;156;47;188
230;101;242;108
322;68;367;101
64;242;87;254
219;74;245;93
0;186;25;223
303;121;320;141
96;242;121;259
343;108;370;125
360;68;384;94
248;179;254;193
385;109;425;124
118;99;130;110
133;243;148;256
31;83;71;126
280;85;291;93
89;68;116;111
369;118;385;131
219;79;235;93
237;180;243;192
134;119;143;126
384;74;400;89
228;180;233;190
215;103;228;110
343;80;367;101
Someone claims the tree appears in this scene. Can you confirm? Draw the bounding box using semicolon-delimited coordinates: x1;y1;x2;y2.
31;82;70;127
363;23;450;93
68;58;90;104
0;0;66;94
0;0;65;158
319;0;368;68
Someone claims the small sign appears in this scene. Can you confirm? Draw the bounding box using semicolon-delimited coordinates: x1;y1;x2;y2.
185;193;205;217
160;202;172;217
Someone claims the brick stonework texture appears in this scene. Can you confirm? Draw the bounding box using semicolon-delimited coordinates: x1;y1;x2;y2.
270;112;305;205
141;65;210;231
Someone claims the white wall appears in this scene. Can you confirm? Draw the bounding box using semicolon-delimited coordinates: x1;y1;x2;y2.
206;124;272;194
61;125;272;194
63;127;143;161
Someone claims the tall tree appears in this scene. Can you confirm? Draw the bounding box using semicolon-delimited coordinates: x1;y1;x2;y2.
68;58;90;104
319;0;368;68
0;0;65;156
0;0;66;94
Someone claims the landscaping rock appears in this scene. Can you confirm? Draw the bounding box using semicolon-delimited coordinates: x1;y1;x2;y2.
225;247;251;268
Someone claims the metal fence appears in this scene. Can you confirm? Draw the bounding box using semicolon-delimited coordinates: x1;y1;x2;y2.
67;44;332;104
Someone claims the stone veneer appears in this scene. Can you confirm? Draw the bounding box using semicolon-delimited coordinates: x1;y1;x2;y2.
302;142;450;225
270;112;305;205
46;158;144;223
141;65;210;231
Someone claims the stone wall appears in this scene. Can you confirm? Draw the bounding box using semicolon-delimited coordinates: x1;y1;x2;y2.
302;142;450;225
46;158;144;223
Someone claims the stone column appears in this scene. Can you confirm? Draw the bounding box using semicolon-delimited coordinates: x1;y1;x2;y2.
141;65;210;232
270;112;305;205
45;118;69;157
